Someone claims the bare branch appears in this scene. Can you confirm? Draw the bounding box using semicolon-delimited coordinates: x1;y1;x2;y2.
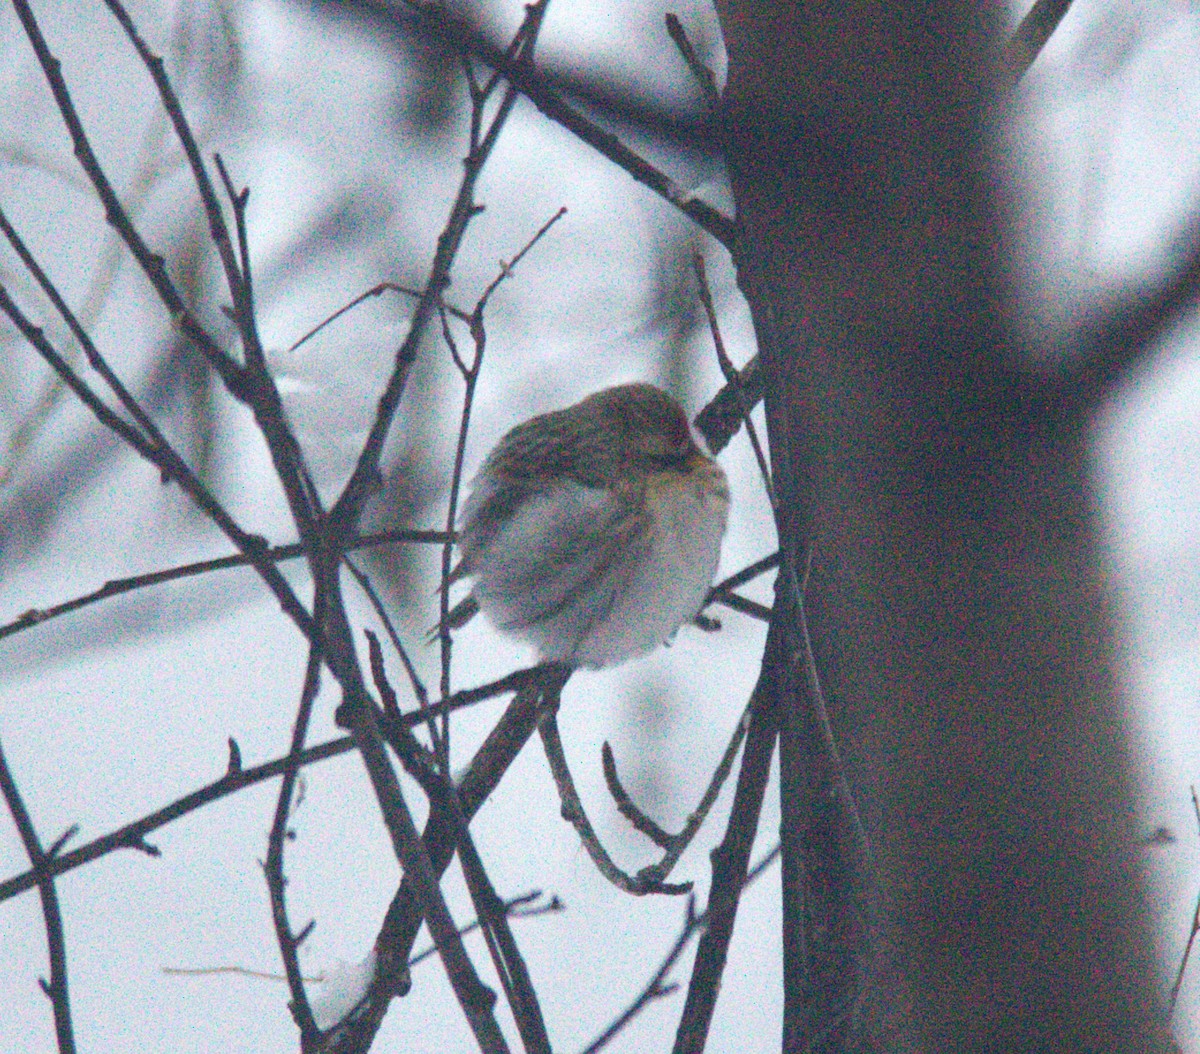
381;683;552;1054
0;276;315;640
406;891;564;970
338;690;513;1053
664;14;720;111
0;528;447;645
999;0;1075;91
435;204;568;761
328;0;551;543
0;665;557;908
97;0;247;303
603;706;750;890
326;665;570;1054
474;205;568;318
602;743;674;847
264;621;326;1043
692;252;775;507
340;0;736;246
693;356;765;455
672;627;783;1054
584;845;782;1054
350;566;431;719
0;206;162;453
0;743;77;1054
0;735;349;906
286;282;471;356
10;0;241;387
539;708;690;896
707;592;771;622
701;552;778;622
710;551;779;596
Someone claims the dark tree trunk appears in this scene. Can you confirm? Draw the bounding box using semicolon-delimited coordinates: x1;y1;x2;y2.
715;3;1168;1050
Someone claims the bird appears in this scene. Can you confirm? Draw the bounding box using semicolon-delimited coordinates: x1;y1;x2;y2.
443;383;729;670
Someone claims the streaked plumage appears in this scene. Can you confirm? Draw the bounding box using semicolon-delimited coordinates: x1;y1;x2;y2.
454;384;729;669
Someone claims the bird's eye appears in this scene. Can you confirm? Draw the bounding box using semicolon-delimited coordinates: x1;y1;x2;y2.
630;405;697;470
641;434;694;470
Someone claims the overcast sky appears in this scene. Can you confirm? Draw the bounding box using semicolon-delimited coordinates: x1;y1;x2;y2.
2;1;1200;1051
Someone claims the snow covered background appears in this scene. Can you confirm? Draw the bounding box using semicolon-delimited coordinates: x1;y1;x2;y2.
1;0;1199;1050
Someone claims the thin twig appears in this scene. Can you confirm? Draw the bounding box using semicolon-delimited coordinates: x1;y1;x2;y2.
326;666;570;1054
672;628;784;1054
209;152;324;544
346;561;433;746
999;0;1075;91
10;0;240;388
539;709;690;896
0;281;315;642
709;551;779;597
475;206;569;316
664;14;720;110
169;893;560;978
0;666;552;907
653;713;750;876
328;0;550;544
408;891;563;968
380;670;552;1054
368;637;440;781
99;0;246;319
583;844;781;1054
264;614;326;1043
1168;785;1200;1016
436;205;569;761
391;0;735;246
342;698;512;1054
602;743;674;847
707;592;771;622
0;743;77;1054
211;154;261;363
366;630;403;719
602;705;750;890
0;736;349;905
434;268;484;756
692;253;776;509
0;524;445;644
286;282;472;355
0;207;161;451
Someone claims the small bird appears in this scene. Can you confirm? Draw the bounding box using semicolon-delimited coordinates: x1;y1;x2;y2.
446;383;729;669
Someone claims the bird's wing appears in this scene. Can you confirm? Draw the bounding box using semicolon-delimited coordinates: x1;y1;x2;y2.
470;478;650;631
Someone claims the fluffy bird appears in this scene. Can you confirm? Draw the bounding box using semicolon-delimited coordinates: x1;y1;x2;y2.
448;383;729;669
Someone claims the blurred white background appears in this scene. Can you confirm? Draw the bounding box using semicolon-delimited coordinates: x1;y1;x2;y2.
1;0;1199;1050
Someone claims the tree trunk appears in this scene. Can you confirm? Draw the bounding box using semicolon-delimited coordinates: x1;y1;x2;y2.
715;3;1168;1050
